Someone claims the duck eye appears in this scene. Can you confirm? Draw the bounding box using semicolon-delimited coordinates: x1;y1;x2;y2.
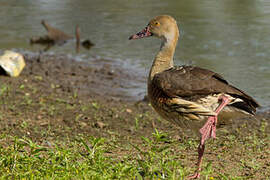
154;22;160;26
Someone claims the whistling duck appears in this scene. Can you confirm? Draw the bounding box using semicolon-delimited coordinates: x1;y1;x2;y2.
129;15;259;179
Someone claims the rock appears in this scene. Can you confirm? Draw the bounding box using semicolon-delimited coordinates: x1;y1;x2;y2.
0;51;25;77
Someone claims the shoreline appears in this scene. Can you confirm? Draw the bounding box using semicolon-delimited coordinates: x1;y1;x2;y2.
0;51;268;139
0;52;269;178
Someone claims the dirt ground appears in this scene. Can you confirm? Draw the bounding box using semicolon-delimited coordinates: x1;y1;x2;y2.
0;52;174;141
0;52;269;178
0;51;269;145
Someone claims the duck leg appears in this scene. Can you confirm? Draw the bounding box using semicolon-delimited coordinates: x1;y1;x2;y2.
188;95;230;179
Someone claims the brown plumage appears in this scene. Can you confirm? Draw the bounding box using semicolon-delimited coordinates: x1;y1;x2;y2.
129;15;259;179
152;66;258;114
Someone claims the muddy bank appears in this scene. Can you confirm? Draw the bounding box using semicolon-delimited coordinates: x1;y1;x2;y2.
0;52;268;143
0;53;160;142
21;52;146;102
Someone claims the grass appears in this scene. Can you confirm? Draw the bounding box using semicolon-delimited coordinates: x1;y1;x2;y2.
0;128;269;179
1;135;182;179
0;135;188;179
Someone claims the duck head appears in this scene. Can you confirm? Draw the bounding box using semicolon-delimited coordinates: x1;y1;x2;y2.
129;15;179;43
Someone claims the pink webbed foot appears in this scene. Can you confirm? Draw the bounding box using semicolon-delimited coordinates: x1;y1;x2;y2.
199;116;217;145
199;95;230;145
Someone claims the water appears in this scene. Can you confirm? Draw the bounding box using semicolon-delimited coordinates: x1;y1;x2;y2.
0;0;269;109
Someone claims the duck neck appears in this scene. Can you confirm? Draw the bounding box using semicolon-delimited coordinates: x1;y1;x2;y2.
148;34;178;81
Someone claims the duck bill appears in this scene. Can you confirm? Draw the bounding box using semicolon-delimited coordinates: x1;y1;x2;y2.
129;26;152;40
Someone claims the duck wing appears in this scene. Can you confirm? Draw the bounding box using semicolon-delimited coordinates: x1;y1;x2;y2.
152;66;259;115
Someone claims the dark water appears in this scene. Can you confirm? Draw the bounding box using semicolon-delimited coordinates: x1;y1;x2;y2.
0;0;269;109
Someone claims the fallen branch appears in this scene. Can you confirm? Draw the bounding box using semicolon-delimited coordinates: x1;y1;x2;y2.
30;20;94;52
